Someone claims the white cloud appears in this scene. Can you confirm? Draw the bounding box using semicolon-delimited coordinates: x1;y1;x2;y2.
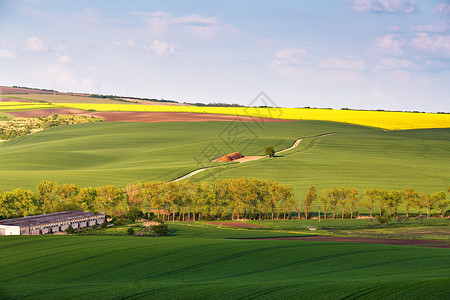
59;54;71;63
433;4;450;16
372;58;415;71
320;56;364;71
372;33;405;56
112;41;123;47
0;49;15;59
271;47;310;78
135;11;242;39
388;25;400;32
412;22;450;33
127;40;138;48
410;33;450;56
143;40;176;56
351;0;416;13
24;37;48;51
274;47;307;65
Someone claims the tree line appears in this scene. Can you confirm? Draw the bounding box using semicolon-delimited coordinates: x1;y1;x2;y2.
0;179;448;221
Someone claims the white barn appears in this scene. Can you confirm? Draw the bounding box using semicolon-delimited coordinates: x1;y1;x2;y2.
0;210;106;236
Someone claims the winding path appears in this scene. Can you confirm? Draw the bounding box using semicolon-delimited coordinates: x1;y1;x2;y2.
173;137;303;182
172;132;336;182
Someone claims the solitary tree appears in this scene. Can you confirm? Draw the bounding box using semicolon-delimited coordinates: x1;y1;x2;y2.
264;146;275;157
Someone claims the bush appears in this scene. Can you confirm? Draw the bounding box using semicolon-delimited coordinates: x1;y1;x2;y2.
100;222;108;228
127;228;135;236
151;224;169;237
65;227;76;234
152;218;164;224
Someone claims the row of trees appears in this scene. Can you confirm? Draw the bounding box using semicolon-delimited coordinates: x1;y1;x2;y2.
302;186;449;219
0;180;448;220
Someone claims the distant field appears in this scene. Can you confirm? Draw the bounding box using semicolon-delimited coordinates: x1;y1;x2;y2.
0;121;448;204
0;225;448;299
0;101;56;111
54;103;450;130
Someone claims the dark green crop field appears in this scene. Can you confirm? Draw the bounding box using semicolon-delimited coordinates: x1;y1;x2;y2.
0;225;448;299
0;120;448;197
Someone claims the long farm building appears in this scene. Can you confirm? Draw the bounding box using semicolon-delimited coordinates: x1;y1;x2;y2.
0;210;106;235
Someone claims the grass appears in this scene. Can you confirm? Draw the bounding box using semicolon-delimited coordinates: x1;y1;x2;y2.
0;120;448;203
0;224;448;299
0;112;13;120
54;103;450;130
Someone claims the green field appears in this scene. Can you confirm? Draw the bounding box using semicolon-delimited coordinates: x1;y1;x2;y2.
0;224;448;299
0;120;448;199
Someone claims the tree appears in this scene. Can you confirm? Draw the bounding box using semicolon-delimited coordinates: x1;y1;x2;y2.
303;186;317;219
402;188;418;218
264;146;275;157
386;190;403;217
432;191;448;218
96;185;124;216
378;189;389;217
347;188;359;219
330;187;341;219
319;190;331;219
340;187;352;219
419;192;435;218
364;188;378;218
36;180;59;213
280;185;295;220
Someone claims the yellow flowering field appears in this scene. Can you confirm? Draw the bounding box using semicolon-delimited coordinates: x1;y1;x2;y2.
0;102;57;111
57;103;450;130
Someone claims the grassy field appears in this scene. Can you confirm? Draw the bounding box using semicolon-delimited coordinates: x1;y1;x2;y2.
6;94;135;105
53;102;450;130
0;121;448;203
0;224;449;299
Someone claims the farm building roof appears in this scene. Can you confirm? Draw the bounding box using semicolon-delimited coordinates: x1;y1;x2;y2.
0;210;104;227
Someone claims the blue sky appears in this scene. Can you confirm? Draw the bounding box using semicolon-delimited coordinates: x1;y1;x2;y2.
0;0;449;112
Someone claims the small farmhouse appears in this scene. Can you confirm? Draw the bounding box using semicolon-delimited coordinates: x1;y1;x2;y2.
0;210;106;235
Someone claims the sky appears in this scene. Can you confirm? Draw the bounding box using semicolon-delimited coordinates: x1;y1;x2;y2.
0;0;449;112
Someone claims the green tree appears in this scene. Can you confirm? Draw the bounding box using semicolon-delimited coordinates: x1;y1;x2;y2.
303;186;317;219
347;188;359;219
432;191;448;218
402;187;418;218
264;146;275;157
364;188;378;218
36;180;59;213
330;187;341;219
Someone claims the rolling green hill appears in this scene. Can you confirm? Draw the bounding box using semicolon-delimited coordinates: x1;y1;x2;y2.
0;120;448;197
0;225;448;299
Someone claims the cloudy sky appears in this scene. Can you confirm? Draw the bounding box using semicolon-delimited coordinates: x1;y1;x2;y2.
0;0;449;112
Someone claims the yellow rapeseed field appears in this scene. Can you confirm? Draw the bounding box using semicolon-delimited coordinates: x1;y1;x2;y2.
57;103;450;130
0;102;56;111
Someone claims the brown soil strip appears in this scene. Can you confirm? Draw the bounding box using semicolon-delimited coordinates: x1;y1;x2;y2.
207;222;266;228
259;236;450;248
80;111;294;123
1;97;32;103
